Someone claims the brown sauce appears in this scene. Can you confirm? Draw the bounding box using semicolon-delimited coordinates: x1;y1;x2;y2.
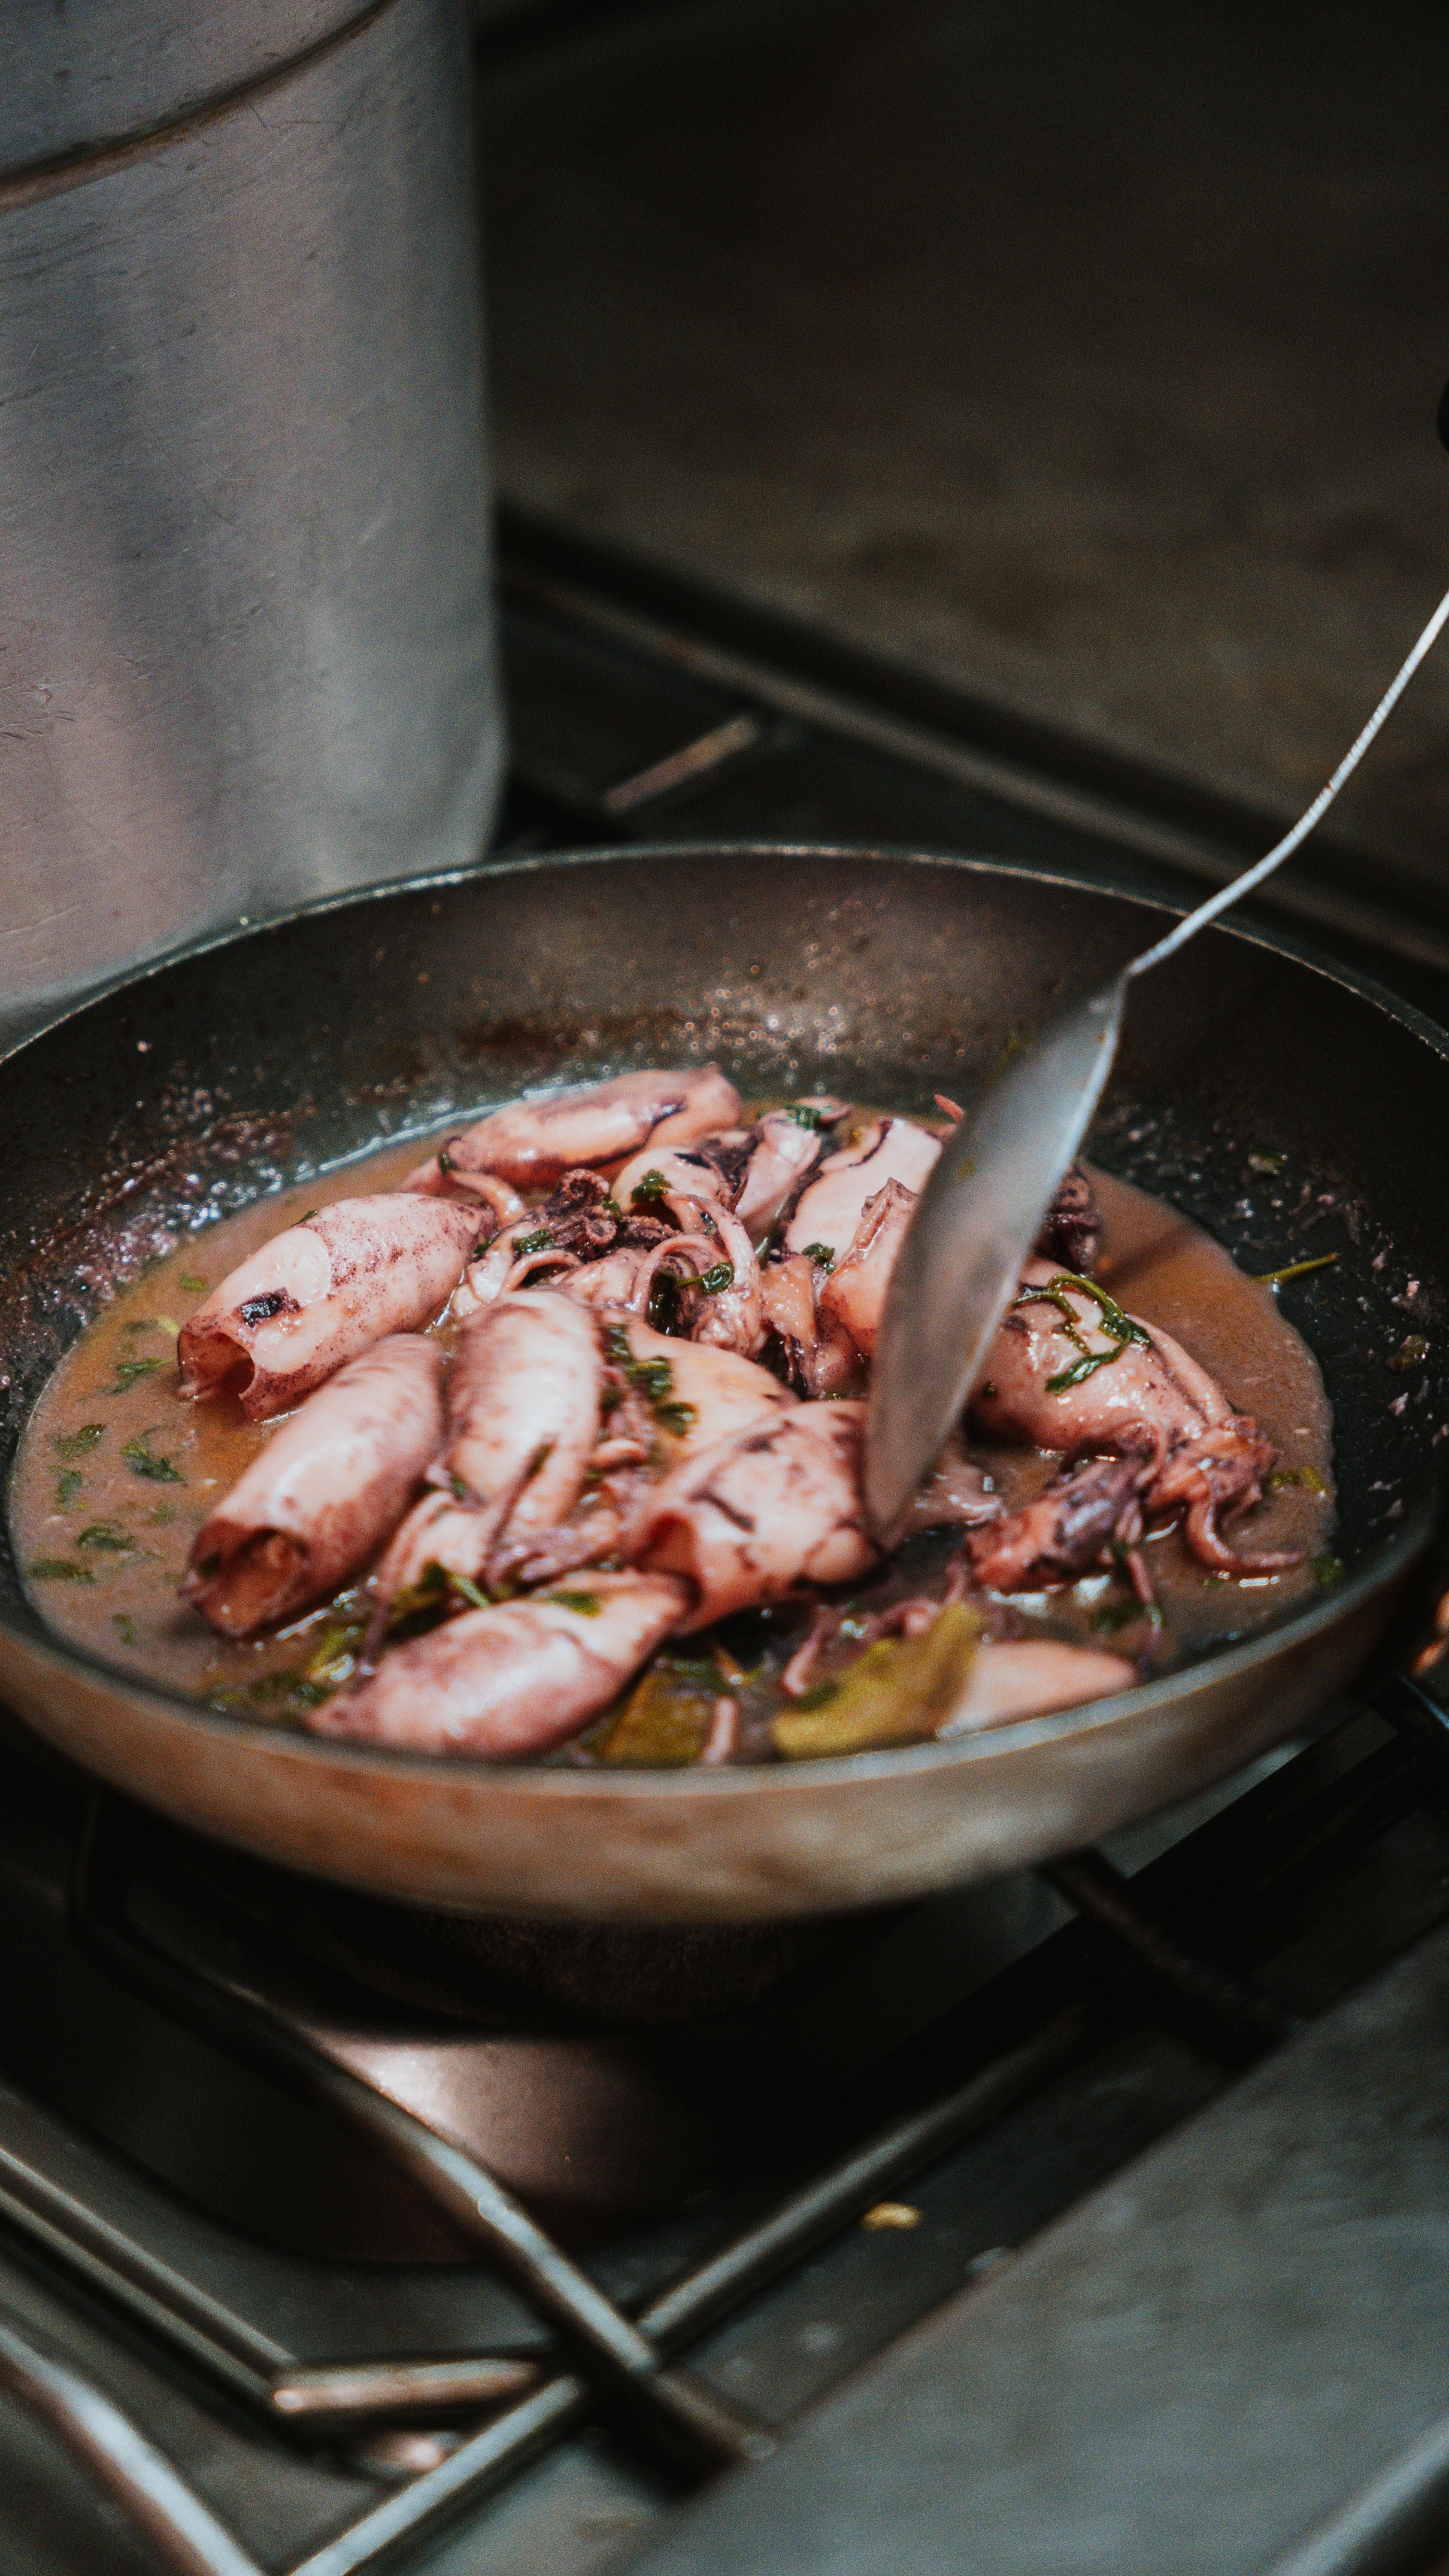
7;1134;1334;1750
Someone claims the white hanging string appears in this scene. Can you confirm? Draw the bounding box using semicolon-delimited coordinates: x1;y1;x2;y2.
1127;584;1449;981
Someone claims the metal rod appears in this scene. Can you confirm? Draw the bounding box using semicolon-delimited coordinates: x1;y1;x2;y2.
0;2307;263;2576
288;2003;1103;2576
1126;585;1449;979
270;2357;539;2422
67;1798;772;2481
601;712;764;813
1375;1671;1449;1772
1041;1848;1293;2060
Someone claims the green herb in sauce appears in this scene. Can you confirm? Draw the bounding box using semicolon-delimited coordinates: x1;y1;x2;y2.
120;1435;183;1485
1267;1464;1328;1496
53;1424;104;1459
602;1324;697;1437
77;1523;135;1553
1253;1254;1339;1288
106;1357;166;1395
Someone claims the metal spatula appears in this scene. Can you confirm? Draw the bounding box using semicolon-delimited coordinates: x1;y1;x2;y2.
864;584;1449;1546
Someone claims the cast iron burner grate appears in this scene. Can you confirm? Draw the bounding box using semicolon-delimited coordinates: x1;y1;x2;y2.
3;1668;1449;2575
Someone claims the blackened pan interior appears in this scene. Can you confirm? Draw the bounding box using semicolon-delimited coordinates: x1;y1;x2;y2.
1;844;1445;1722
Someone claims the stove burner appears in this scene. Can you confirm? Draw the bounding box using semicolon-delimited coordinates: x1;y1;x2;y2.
188;1839;844;2028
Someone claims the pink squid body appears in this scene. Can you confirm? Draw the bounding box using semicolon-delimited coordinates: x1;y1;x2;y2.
178;1197;478;1419
405;1066;742;1194
759;1254;858;1397
376;1289;603;1600
784;1118;939;1262
936;1638;1137;1733
973;1260;1238;1458
310;1571;689;1757
731;1109;832;1242
182;1336;446;1639
606;1315;796;1464
969;1259;1287;1583
819;1177;917;1358
632;1401;876;1629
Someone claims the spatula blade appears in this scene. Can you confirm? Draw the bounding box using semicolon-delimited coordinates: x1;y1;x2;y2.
864;976;1127;1546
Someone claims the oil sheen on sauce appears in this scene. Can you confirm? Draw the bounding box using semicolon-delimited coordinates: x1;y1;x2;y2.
8;1139;1334;1741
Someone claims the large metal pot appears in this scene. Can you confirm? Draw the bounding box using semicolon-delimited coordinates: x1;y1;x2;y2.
0;0;501;1045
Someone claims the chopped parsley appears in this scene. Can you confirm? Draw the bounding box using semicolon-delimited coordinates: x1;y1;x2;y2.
602;1323;697;1436
55;1470;82;1510
1267;1464;1328;1495
802;1242;835;1271
77;1523;135;1552
1013;1271;1153;1394
31;1558;93;1582
513;1228;555;1255
112;1614;138;1646
783;1104;829;1129
179;1273;206;1293
630;1169;667;1205
670;1261;735;1295
54;1424;104;1458
121;1435;184;1484
106;1357;164;1394
546;1589;601;1616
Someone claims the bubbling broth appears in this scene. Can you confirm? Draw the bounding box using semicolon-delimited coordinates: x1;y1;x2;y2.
9;1122;1334;1761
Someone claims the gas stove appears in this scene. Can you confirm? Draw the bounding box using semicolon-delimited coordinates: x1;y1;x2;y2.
7;534;1449;2576
11;0;1449;2549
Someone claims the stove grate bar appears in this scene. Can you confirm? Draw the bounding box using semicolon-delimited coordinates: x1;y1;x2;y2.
5;1685;1443;2574
285;2002;1106;2576
0;2303;265;2576
67;1797;774;2484
1040;1848;1294;2063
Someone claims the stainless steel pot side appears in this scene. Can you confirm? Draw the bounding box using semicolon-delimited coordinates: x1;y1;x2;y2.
0;846;1442;1924
0;0;501;1046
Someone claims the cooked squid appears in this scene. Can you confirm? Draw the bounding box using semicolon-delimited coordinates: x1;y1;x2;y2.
404;1066;742;1195
485;1313;796;1591
819;1176;916;1358
178;1197;479;1419
182;1337;445;1639
632;1401;876;1629
374;1290;604;1605
137;1062;1322;1772
760;1252;859;1397
314;1571;689;1758
783;1116;940;1262
968;1258;1293;1587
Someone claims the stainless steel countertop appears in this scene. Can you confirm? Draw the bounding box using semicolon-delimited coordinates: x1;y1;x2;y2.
481;0;1449;875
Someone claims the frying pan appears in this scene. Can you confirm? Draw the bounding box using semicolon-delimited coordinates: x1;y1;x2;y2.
0;844;1444;1924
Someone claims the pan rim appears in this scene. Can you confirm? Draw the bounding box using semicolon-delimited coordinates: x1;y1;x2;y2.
3;838;1443;1789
